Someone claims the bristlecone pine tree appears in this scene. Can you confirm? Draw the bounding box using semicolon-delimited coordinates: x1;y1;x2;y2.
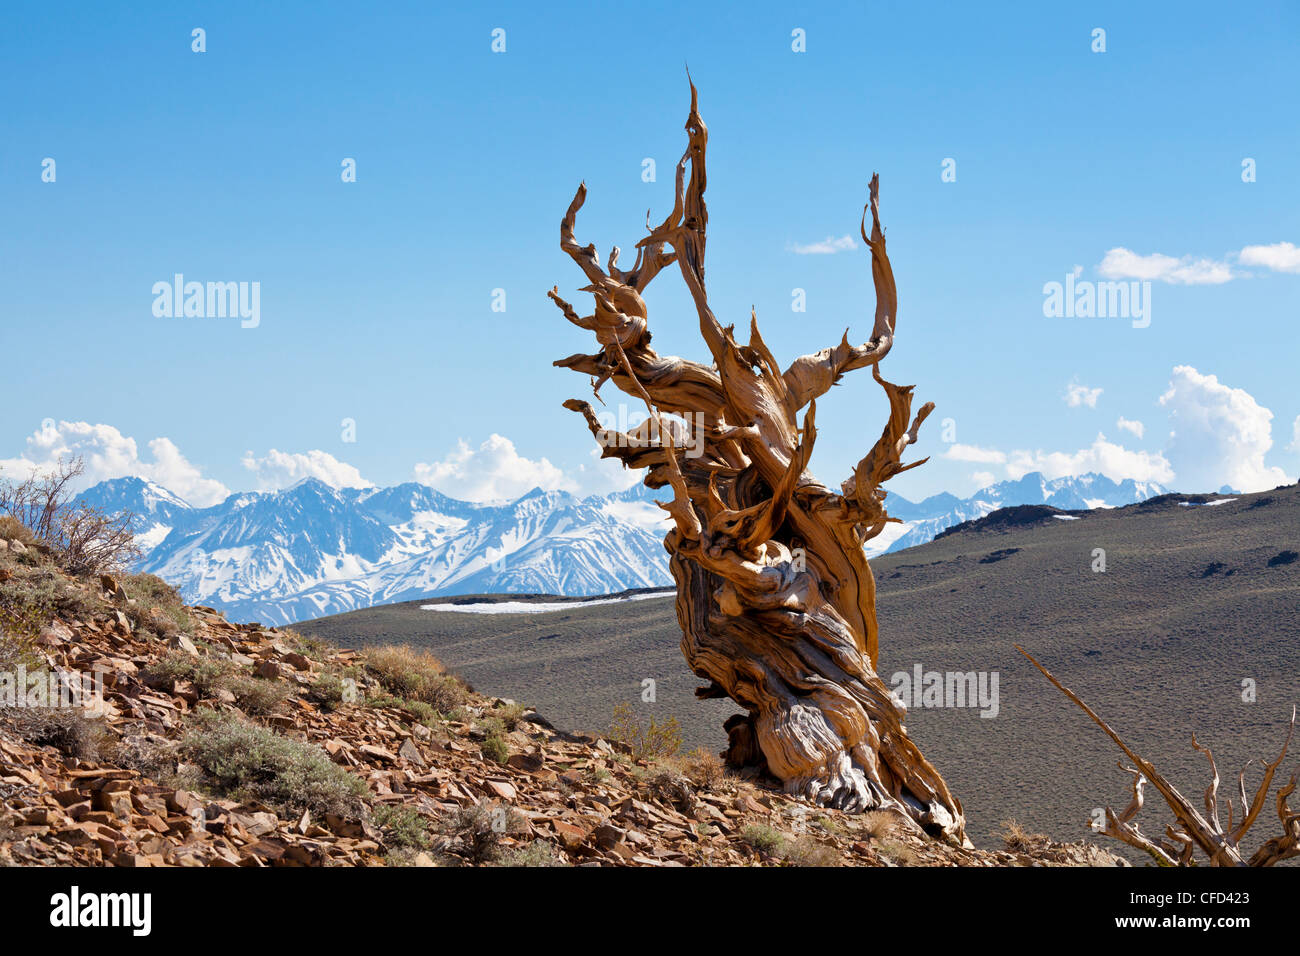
548;83;965;844
1020;646;1300;866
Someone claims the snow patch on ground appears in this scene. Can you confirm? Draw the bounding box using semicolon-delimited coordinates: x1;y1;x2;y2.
421;591;674;615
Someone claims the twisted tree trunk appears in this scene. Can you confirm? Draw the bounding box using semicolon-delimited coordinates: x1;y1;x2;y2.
549;83;965;843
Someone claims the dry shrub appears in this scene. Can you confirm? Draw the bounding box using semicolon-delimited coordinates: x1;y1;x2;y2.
678;746;726;790
0;515;35;545
0;458;139;575
112;733;179;781
363;645;466;713
878;841;919;865
608;701;682;760
439;804;525;863
780;835;840;867
860;810;898;843
644;766;696;813
3;706;106;760
1001;818;1051;853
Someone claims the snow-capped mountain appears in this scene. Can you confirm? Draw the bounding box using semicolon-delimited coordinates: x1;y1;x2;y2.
75;477;193;550
75;478;674;626
877;472;1166;555
73;471;1163;626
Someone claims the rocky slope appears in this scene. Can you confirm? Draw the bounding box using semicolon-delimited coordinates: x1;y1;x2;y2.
0;536;1122;867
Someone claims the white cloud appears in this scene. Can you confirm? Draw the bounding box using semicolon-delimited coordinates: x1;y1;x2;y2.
1116;417;1145;439
414;434;577;502
790;235;856;255
1065;382;1103;408
943;443;1007;464
1238;241;1300;274
241;449;372;491
1098;248;1235;285
0;421;230;507
1157;365;1289;493
1005;434;1174;484
970;470;996;489
576;447;644;497
939;368;1290;493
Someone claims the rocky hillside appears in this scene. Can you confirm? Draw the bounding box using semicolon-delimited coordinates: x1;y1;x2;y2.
0;530;1121;867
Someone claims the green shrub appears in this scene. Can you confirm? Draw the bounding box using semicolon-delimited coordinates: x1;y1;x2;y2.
494;840;569;867
227;674;292;715
480;735;509;765
1;565;97;623
373;804;432;850
477;716;510;764
440;804;524;863
179;709;368;817
365;693;438;724
0;565;95;668
741;823;786;856
142;650;234;696
281;629;333;662
494;701;529;731
309;673;348;711
120;573;193;637
142;651;288;714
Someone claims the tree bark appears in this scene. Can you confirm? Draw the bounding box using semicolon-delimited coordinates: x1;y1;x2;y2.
550;83;965;843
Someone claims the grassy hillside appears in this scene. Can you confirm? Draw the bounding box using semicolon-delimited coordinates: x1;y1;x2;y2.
298;483;1300;854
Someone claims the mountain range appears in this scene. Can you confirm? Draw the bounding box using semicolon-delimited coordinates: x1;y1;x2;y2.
75;471;1165;625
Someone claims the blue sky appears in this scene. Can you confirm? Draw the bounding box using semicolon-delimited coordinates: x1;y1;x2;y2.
3;0;1297;505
